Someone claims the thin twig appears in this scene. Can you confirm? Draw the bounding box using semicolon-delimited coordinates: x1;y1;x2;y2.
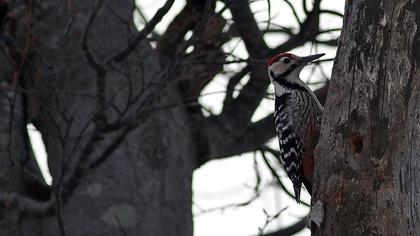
258;207;288;235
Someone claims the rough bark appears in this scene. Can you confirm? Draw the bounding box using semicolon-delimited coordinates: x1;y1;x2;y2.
313;0;419;235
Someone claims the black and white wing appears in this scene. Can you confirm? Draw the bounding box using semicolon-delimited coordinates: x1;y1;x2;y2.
274;93;304;202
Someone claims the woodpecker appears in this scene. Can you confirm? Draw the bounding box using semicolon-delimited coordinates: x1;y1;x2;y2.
267;52;324;202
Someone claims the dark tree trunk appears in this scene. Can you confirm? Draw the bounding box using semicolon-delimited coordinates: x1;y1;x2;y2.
313;0;419;235
1;1;194;235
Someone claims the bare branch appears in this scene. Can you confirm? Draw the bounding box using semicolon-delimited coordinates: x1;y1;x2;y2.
226;0;268;57
320;9;344;18
302;0;308;14
282;0;301;25
258;207;288;235
218;0;271;132
195;112;274;162
156;2;196;55
318;28;342;34
315;38;339;47
177;13;228;100
134;5;160;39
81;0;106;76
223;66;250;107
272;0;321;53
265;0;271;32
0;192;55;216
259;216;308;236
109;0;175;62
81;0;107;127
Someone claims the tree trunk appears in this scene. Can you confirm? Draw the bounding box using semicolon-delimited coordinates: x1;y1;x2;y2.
313;0;419;235
1;1;195;235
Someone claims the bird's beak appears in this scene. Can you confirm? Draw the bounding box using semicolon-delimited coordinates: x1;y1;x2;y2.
298;53;325;65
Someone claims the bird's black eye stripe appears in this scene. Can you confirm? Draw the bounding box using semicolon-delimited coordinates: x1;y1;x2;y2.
283;58;291;64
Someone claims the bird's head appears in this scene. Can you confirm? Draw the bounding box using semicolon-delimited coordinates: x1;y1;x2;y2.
267;52;325;91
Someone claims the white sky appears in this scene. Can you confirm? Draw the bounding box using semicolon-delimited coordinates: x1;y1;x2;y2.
28;1;345;235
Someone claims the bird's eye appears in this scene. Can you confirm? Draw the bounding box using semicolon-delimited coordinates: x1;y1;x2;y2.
283;58;291;64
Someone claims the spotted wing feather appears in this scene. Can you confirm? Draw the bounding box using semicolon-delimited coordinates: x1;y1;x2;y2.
274;94;304;202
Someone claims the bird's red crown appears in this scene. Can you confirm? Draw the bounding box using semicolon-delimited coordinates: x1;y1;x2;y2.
267;52;298;66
